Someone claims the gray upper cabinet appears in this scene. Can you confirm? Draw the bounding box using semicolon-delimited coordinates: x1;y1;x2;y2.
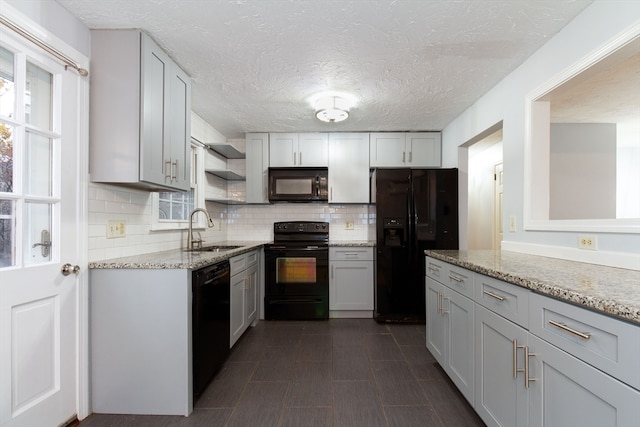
370;132;441;168
90;30;191;191
245;133;270;204
269;133;329;167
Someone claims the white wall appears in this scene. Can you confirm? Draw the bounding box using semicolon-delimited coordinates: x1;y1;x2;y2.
549;123;616;220
442;0;640;266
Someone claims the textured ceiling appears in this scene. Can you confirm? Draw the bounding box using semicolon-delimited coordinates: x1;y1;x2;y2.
56;0;594;138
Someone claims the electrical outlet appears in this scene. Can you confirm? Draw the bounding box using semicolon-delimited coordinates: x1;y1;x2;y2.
345;221;354;230
508;215;516;232
107;220;126;238
578;234;597;250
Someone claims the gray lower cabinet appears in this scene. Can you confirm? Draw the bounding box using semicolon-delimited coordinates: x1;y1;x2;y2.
426;256;640;427
230;250;259;347
90;269;193;416
329;247;374;317
426;277;475;404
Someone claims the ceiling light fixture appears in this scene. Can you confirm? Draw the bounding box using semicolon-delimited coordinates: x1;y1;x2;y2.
314;95;351;123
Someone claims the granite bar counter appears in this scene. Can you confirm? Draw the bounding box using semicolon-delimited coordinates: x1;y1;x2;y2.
425;249;640;324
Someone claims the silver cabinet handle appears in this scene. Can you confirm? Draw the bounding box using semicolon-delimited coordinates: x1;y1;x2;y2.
441;295;449;314
172;159;178;180
299;152;302;165
61;263;80;276
483;290;506;301
293;152;296;165
409;151;412;163
524;346;536;389
165;159;172;180
437;291;442;314
548;320;591;340
428;266;439;273
331;265;334;279
448;275;464;283
513;339;525;379
402;152;406;163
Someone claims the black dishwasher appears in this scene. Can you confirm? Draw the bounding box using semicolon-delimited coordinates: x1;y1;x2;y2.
192;260;230;399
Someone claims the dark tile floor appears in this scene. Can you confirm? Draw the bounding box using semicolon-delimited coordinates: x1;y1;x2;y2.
80;319;485;427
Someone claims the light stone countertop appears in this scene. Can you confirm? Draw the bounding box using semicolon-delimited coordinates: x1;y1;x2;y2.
425;250;640;325
329;241;376;247
88;241;268;270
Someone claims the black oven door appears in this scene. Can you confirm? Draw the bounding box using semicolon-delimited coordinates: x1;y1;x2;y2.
264;245;329;320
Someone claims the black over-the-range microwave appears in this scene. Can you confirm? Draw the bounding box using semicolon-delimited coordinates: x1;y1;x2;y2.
268;167;328;202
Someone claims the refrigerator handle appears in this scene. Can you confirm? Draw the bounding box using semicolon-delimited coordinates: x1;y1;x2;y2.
407;173;413;253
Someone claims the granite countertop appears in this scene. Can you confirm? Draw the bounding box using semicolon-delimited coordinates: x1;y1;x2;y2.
88;241;269;270
425;250;640;325
329;241;376;247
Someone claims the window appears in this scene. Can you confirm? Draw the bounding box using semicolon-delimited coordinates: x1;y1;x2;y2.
151;141;205;230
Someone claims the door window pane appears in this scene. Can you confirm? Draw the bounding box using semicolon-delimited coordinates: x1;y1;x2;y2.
0;46;15;119
0;199;14;267
24;201;51;266
25;62;52;131
24;131;52;197
0;123;13;193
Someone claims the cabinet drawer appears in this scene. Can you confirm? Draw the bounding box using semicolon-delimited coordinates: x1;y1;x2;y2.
330;247;374;261
529;293;640;390
246;250;259;268
425;258;474;299
425;257;448;282
230;253;247;276
474;274;529;328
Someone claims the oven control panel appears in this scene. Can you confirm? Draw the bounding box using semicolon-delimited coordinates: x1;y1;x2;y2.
274;221;329;233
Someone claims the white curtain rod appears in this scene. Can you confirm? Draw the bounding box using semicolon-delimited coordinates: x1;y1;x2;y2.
0;15;89;77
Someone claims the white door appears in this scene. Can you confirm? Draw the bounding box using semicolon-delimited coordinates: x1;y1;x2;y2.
0;29;85;426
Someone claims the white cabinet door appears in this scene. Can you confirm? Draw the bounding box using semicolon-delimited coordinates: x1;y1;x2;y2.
269;133;298;166
269;133;328;166
298;133;329;166
328;133;370;203
426;276;474;404
330;260;374;310
167;63;191;190
230;273;246;348
245;264;259;325
369;132;406;167
527;334;640;427
444;288;475;404
245;133;270;203
370;132;441;167
406;132;441;167
426;278;446;364
140;33;171;186
475;305;529;427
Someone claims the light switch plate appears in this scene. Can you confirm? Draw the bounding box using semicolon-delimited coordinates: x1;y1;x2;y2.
107;220;126;238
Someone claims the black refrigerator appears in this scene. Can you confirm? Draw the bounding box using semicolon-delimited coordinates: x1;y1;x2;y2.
374;168;458;323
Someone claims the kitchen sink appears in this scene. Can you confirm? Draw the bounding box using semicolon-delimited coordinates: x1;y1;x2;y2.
186;245;243;252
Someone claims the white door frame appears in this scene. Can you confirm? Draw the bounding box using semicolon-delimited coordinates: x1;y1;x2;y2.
0;2;90;421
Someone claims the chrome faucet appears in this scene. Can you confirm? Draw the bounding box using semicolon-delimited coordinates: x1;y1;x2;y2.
187;208;214;250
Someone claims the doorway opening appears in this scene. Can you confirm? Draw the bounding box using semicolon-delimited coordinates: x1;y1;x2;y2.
460;123;504;250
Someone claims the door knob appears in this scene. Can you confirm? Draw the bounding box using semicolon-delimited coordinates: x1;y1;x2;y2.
61;263;80;276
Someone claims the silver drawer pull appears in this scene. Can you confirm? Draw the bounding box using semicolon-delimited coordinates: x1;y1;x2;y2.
428;266;439;273
448;275;464;283
483;290;506;301
548;320;591;340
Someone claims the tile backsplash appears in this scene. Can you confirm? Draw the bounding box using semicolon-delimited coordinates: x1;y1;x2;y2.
88;181;376;262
